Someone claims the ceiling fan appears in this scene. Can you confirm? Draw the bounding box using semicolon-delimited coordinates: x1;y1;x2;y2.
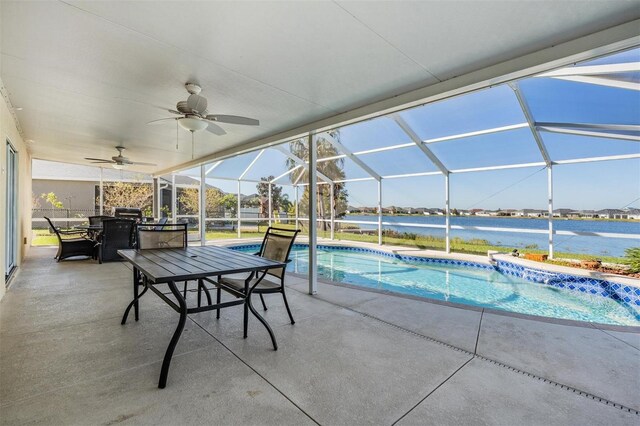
85;146;157;170
147;82;260;135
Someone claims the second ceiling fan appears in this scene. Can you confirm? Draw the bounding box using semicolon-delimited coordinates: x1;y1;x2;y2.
148;82;260;136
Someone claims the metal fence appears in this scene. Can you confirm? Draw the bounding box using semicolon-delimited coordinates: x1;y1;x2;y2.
32;208;98;229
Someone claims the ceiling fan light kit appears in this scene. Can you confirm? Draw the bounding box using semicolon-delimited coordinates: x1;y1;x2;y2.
178;116;208;132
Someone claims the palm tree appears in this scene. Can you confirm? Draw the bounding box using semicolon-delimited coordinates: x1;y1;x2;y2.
286;131;347;231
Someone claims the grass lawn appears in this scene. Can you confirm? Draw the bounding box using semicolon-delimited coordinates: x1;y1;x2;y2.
31;226;626;264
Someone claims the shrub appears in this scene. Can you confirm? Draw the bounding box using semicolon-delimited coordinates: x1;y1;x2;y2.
623;247;640;273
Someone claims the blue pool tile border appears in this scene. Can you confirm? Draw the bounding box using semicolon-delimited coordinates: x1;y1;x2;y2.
227;243;640;308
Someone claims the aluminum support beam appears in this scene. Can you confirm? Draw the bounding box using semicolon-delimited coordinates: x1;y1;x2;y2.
268;183;273;226
271;165;301;184
99;168;104;215
510;82;552;166
237;181;241;238
445;174;451;253
535;122;640;132
200;165;206;245
151;177;158;219
547;166;554;259
308;133;318;294
171;174;177;224
553;153;640;165
424;123;528;144
238;149;264;180
273;145;334;184
391;114;449;174
330;183;335;240
205;160;223;176
294;185;299;231
552;75;640;91
537;126;640;142
538;62;640;77
377;179;382;245
320;132;382;180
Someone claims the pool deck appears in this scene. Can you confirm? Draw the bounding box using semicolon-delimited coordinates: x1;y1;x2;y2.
1;246;638;425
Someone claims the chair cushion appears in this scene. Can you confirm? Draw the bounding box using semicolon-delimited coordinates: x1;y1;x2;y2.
219;275;281;292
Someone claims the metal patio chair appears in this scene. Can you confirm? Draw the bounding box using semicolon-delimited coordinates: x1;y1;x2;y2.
44;216;96;262
214;227;300;325
96;218;135;263
135;223;211;306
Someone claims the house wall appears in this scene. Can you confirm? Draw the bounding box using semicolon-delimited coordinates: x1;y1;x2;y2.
1;80;32;300
33;179;97;212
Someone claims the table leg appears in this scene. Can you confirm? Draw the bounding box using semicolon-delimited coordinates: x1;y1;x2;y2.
159;280;187;389
246;277;278;351
121;279;148;325
121;267;145;324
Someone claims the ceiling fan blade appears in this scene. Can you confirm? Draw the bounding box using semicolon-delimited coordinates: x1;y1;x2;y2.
85;158;114;163
147;117;177;125
206;114;259;126
130;161;158;166
205;122;227;136
167;109;182;115
187;94;207;114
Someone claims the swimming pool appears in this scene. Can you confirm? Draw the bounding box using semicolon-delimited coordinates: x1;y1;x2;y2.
232;244;640;326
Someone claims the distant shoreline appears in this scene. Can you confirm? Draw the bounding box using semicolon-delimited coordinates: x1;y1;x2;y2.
346;213;639;223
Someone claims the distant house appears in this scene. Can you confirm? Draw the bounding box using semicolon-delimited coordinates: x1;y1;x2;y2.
623;208;640;220
515;209;545;217
596;208;625;219
578;210;598;218
553;208;575;218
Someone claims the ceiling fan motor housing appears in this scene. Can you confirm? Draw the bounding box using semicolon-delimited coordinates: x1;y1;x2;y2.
185;82;201;95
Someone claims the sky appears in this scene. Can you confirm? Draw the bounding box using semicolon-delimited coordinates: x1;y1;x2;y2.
181;48;640;211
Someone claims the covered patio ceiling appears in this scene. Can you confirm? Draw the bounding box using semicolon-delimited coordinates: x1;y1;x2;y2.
1;1;639;174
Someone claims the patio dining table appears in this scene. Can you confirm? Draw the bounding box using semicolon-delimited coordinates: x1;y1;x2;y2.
117;245;285;388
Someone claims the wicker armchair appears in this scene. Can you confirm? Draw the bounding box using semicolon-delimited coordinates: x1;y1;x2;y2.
44;216;96;262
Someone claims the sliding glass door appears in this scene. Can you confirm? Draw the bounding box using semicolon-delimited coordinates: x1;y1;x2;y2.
5;140;18;281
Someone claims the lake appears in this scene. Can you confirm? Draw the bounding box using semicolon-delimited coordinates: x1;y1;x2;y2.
344;215;640;258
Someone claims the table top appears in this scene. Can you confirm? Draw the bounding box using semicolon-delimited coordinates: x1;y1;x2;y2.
117;245;284;283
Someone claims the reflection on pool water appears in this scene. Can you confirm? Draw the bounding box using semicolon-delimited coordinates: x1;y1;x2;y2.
235;245;640;326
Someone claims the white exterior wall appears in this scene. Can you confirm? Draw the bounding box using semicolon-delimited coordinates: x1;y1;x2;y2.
0;79;32;300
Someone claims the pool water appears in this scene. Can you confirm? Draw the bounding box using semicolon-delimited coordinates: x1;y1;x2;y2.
236;245;640;326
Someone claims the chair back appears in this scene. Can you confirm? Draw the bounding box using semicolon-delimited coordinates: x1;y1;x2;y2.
136;223;187;249
258;227;300;279
100;218;135;261
154;216;169;231
43;217;62;241
114;207;143;221
88;215;113;226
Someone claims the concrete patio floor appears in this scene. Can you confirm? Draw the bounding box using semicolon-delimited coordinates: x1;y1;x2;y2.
1;247;638;425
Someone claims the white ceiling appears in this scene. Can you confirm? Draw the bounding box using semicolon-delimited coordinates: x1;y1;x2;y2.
1;0;638;173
